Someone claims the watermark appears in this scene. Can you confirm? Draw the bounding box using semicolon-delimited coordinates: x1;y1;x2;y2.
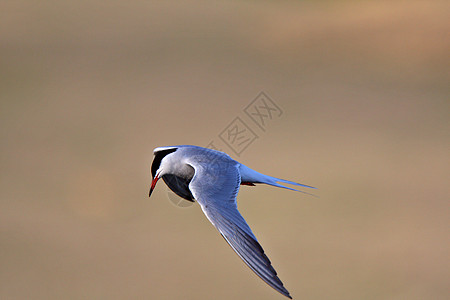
166;190;195;208
167;91;284;208
244;92;282;132
218;117;258;156
208;92;283;156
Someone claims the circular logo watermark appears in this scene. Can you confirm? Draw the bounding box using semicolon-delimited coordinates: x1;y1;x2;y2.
166;187;194;208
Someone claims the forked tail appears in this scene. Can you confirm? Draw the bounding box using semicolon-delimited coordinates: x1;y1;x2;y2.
239;164;317;196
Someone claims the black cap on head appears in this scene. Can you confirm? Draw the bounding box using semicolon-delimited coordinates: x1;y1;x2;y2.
149;147;177;197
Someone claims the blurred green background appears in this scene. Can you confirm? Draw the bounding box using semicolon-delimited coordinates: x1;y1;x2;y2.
1;1;449;299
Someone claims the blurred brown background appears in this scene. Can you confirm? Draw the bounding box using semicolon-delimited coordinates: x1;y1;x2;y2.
1;1;449;299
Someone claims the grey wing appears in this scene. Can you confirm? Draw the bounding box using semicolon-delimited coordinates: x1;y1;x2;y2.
188;161;292;299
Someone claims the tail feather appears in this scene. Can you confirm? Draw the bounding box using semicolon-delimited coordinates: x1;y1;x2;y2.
239;164;317;196
275;177;316;189
264;176;317;197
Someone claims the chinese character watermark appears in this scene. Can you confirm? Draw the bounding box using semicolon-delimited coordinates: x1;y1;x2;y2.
244;92;282;132
219;117;258;156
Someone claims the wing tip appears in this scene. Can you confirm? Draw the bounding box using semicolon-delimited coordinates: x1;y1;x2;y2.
271;279;292;299
220;227;293;299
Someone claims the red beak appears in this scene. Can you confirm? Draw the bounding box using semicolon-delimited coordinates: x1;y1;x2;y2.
149;175;160;197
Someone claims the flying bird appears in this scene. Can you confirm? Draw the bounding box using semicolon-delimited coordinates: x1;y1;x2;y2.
149;145;315;298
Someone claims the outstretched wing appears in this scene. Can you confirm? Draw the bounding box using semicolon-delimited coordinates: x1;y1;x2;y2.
188;159;292;299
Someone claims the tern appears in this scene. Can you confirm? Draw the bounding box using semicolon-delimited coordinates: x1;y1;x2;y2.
149;145;315;298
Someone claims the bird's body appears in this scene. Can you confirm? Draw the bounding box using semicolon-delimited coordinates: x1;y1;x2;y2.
149;145;315;299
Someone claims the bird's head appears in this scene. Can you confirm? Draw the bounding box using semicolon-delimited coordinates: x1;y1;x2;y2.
149;146;178;197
